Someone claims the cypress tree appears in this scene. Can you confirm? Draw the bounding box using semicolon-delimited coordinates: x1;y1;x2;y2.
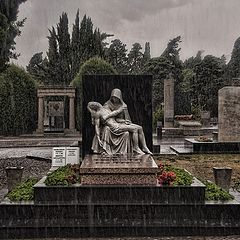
228;37;240;79
142;42;151;65
57;12;71;86
0;0;26;71
71;9;81;79
127;42;143;74
106;39;128;73
46;27;60;85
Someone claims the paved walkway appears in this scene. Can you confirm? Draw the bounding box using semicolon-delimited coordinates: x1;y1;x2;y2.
0;147;52;159
12;236;240;240
0;135;184;159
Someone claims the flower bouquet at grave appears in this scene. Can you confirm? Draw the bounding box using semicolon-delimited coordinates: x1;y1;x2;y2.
195;136;213;142
157;163;193;186
158;171;176;186
157;163;176;186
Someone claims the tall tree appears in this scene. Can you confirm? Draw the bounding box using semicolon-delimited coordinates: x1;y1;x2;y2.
45;27;60;85
28;11;110;85
193;55;225;117
70;9;80;79
57;12;71;86
227;37;240;79
0;0;26;71
184;50;204;69
161;36;190;114
127;42;143;74
142;57;173;110
26;52;47;82
106;39;128;73
142;42;151;65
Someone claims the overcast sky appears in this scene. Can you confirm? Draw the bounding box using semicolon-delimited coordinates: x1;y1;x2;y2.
15;0;240;67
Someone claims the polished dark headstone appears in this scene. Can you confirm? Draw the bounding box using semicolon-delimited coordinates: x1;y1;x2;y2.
82;75;153;158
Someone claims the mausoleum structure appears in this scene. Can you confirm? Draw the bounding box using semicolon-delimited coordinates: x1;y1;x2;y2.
35;86;77;135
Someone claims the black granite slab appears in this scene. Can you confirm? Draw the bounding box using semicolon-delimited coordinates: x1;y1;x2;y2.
34;176;205;204
1;202;240;239
82;75;153;158
184;138;240;153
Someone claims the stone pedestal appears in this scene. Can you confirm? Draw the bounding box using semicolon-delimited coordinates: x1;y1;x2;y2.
80;154;158;185
200;111;210;127
5;167;23;192
213;167;232;192
218;87;240;142
164;78;174;127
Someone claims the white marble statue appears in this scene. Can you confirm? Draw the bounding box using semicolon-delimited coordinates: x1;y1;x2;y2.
87;88;152;155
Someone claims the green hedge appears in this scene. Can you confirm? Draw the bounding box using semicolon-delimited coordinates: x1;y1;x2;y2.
71;57;117;131
45;164;81;186
0;64;37;136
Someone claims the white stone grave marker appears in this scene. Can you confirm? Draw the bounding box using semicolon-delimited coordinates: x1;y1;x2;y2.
52;147;66;166
66;147;79;165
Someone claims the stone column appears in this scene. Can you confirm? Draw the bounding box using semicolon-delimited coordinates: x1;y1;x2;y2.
164;78;174;127
218;87;240;142
69;96;75;130
37;97;44;133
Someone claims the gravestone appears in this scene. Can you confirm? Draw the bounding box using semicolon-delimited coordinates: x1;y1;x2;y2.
164;78;174;127
218;87;240;142
200;111;210;127
66;147;79;165
82;75;153;157
52;147;66;167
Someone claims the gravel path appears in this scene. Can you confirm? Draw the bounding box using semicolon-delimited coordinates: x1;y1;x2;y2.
0;147;52;159
0;157;51;189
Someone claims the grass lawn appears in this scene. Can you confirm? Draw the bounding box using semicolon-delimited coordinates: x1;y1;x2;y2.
155;154;240;186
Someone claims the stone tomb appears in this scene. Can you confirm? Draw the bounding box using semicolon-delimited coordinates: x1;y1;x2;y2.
80;154;158;185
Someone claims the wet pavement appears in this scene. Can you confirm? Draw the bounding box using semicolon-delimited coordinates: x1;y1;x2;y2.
13;237;240;240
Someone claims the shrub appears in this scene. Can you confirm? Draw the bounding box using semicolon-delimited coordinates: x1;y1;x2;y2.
45;164;80;186
203;180;234;201
0;64;37;136
71;57;117;131
6;178;38;201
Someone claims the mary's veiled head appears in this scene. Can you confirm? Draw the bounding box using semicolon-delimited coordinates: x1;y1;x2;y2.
110;88;123;104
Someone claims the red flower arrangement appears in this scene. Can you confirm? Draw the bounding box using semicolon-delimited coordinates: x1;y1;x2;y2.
157;163;176;186
158;171;176;186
